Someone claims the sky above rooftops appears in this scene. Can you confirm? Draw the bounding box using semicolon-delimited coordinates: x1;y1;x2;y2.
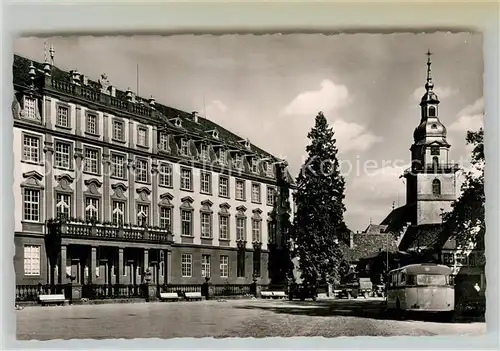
13;33;483;231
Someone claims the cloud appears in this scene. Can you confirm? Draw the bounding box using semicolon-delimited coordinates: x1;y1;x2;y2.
332;119;383;153
205;99;228;115
411;86;458;102
449;97;484;133
282;79;351;116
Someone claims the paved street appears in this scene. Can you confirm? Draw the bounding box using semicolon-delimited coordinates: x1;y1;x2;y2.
16;299;485;340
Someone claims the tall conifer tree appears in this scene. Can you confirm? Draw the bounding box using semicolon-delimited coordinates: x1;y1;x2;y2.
290;112;347;286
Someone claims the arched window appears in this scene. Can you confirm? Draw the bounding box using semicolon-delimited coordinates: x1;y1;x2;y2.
428;106;437;117
432;156;439;170
432;179;441;195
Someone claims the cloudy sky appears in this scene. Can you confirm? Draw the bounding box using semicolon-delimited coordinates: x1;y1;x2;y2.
13;33;484;232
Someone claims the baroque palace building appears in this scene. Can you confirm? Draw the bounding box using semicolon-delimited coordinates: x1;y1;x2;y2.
12;49;294;290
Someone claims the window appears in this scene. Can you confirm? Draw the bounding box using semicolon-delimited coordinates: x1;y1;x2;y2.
455;253;467;265
428;106;437;117
23;135;40;163
112;120;125;141
252;219;261;242
24;245;40;276
86;113;97;135
137;127;148;147
432;179;441;195
201;213;212;238
135;159;149;183
85;198;99;221
200;144;209;162
159;133;169;151
180;168;192;191
237;248;245;277
442;252;454;265
234;155;243;169
181;253;192;277
251;183;261;203
219;176;229;197
219;149;227;165
267;187;276;206
253;249;261;278
55;142;71;169
111;154;125;178
266;162;274;177
181;210;192;236
416;274;447;286
55;193;71;219
251;158;259;173
220;255;229;278
432;156;439;169
137;204;149;227
430;146;440;156
201;255;211;278
23;189;40;222
180;139;189;156
236;180;245;200
236;217;246;241
159;163;173;187
200;172;211;194
219;216;229;240
56;105;69;127
112;201;125;225
159;207;172;230
84;148;100;174
24;97;37;120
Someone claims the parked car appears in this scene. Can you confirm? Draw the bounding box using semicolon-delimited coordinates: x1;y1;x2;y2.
288;283;318;301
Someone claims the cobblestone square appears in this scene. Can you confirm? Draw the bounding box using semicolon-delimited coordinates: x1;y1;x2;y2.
16;299;486;340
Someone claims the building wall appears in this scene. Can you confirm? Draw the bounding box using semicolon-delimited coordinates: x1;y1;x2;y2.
416;173;456;225
13;82;283;286
14;235;48;285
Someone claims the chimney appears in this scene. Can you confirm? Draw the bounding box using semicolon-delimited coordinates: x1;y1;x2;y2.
192;111;199;123
70;70;81;85
81;74;88;85
110;86;116;97
349;232;354;249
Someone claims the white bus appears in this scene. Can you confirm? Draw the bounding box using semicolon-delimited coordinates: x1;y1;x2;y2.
386;263;454;314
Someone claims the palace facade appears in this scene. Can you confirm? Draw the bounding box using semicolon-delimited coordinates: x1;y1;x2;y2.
13;50;294;290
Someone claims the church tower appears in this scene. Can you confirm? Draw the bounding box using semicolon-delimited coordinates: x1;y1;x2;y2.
404;51;460;225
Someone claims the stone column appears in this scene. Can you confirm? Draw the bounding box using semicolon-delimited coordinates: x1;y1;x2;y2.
118;248;124;284
166;250;172;284
43;140;54;220
74;145;84;219
59;245;67;284
90;247;97;284
75;105;82;136
151;161;158;226
102;149;111;221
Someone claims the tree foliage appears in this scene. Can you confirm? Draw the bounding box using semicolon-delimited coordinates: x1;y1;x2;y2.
290;112;347;286
442;128;485;249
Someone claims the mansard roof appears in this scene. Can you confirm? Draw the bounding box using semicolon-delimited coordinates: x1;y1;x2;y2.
12;53;295;185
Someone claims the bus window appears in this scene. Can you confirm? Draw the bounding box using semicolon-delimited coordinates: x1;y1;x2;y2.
416;274;447;286
447;275;454;286
400;273;406;285
407;275;416;286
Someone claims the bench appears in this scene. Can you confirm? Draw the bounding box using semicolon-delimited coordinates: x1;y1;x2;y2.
184;292;203;301
159;292;180;301
38;294;66;306
261;291;287;299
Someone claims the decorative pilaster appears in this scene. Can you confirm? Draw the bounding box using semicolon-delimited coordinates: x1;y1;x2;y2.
143;249;149;275
118;248;124;284
75;105;82;136
167;250;172;285
74;145;84;219
128;119;134;149
127;157;136;225
59;245;67;284
90;247;97;284
151;161;159;226
44;96;52;129
102;149;111;221
152;125;158;154
103;113;109;143
43;141;54;220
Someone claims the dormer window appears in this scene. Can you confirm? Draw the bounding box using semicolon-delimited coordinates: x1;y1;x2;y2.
251;158;259;173
245;140;251;149
159;133;169;151
210;130;219;139
218;149;227;165
428;106;437;117
23;96;37;120
235;154;243;170
180;139;189;156
200;144;209;162
430;146;440;155
266;162;274;177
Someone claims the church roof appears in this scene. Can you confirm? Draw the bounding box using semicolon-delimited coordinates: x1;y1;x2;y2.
340;232;399;263
398;224;456;251
363;224;388;234
380;204;414;234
